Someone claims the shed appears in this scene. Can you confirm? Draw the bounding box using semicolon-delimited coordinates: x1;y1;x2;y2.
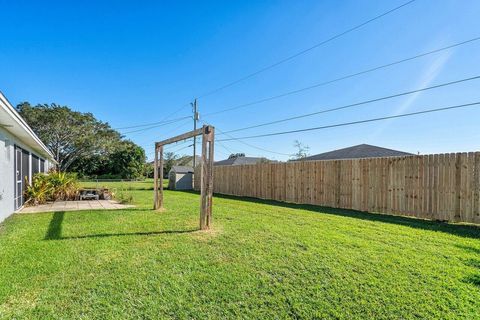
0;91;56;222
168;166;194;190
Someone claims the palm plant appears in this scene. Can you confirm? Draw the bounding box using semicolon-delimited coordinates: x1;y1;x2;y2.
25;171;79;205
24;174;54;205
48;171;79;200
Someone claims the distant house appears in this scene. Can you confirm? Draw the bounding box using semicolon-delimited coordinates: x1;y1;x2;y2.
168;166;194;190
0;92;56;222
298;144;413;161
214;155;270;166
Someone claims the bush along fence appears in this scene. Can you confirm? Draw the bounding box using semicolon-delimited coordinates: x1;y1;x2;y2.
195;152;480;224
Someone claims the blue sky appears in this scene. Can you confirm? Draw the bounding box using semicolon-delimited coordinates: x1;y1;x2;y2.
1;0;479;161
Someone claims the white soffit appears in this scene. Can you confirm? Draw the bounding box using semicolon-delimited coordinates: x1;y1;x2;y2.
0;91;55;160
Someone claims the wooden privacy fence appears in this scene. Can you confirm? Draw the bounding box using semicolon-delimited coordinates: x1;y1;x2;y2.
195;153;480;224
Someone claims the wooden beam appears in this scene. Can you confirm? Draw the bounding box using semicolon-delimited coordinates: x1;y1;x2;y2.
155;128;203;147
200;127;208;229
153;125;215;229
206;126;215;228
158;145;164;209
199;125;214;229
153;146;159;209
154;145;164;210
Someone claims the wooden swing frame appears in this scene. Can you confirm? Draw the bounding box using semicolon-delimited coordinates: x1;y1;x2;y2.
153;125;215;230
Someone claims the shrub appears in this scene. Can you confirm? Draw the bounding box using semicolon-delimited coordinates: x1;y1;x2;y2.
24;174;54;205
25;171;79;205
48;171;79;200
116;191;134;204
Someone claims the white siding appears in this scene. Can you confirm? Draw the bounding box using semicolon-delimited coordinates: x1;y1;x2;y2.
0;127;16;222
0;127;52;223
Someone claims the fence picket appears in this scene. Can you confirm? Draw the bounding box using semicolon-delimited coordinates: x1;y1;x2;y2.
196;152;480;224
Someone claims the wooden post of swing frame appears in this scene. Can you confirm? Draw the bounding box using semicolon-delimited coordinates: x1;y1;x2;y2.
200;125;214;229
153;125;214;230
153;145;164;210
153;145;158;209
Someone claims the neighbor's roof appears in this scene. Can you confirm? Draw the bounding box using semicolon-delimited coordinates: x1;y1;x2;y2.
170;166;194;173
300;144;413;161
214;156;267;166
0;91;55;160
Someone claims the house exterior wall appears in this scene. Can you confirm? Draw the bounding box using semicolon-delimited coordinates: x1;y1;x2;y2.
0;127;53;223
0;127;15;223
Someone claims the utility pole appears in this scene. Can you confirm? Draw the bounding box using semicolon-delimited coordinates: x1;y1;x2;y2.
192;99;199;169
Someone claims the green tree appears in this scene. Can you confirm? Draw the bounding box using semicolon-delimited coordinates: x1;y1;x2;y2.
105;141;146;179
17;102;122;171
143;162;154;179
17;102;146;178
163;152;179;177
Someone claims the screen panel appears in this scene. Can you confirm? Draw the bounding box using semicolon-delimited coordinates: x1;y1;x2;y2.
32;154;39;175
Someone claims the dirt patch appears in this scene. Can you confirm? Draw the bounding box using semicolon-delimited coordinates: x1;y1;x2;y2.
190;224;223;242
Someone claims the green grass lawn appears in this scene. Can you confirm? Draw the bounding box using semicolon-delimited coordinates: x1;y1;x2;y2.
79;178;167;191
1;181;479;319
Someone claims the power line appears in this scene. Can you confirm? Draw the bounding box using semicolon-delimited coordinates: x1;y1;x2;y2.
116;114;191;131
169;143;194;154
223;134;291;156
216;140;284;159
216;141;234;153
140;119;194;153
197;0;417;99
203;36;480;117
114;0;416;134
192;99;199;170
217;75;480;135
216;141;236;155
214;144;232;157
117;1;416;131
116;101;191;135
120;116;191;134
164;138;192;150
218;101;480;141
163;103;192;122
146;139;194;157
166;119;195;137
119;100;195;136
200;120;291;156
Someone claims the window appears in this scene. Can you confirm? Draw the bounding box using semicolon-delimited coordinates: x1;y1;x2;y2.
32;154;40;175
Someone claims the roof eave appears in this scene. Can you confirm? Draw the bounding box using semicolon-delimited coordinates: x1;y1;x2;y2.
0;91;55;160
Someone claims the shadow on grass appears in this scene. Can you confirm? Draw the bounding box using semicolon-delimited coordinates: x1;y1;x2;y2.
59;229;198;240
43;210;197;240
457;245;480;288
465;274;480;288
175;190;480;239
457;245;480;255
44;211;65;240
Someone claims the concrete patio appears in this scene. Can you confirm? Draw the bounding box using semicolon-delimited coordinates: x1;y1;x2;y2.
20;200;134;213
